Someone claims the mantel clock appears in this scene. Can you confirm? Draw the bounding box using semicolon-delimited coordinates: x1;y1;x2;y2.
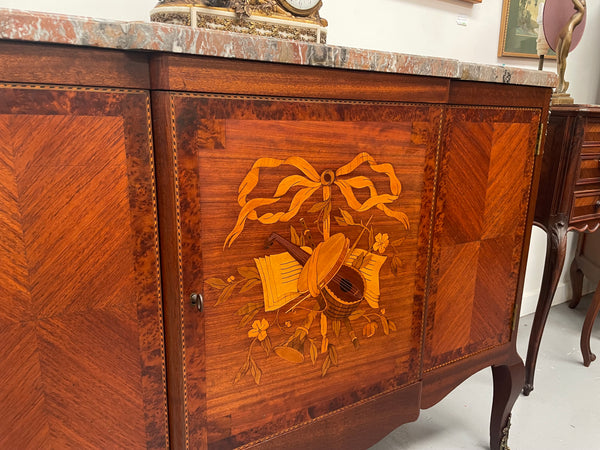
277;0;322;16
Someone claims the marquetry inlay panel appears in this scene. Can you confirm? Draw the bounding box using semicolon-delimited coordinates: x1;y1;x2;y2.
168;94;442;448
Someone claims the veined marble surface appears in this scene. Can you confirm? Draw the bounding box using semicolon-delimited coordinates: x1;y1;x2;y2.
0;8;557;88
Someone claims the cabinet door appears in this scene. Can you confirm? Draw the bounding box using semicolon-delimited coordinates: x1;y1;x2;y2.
423;106;540;371
163;93;441;448
0;85;168;448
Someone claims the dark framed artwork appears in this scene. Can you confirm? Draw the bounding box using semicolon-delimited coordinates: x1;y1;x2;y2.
498;0;556;59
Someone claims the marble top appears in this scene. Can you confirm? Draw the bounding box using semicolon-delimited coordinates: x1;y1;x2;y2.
0;8;557;88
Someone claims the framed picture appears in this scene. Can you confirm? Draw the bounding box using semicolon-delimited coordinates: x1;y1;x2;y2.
498;0;556;59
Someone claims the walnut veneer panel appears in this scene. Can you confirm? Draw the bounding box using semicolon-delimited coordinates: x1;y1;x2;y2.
162;93;442;448
423;107;540;371
0;86;168;448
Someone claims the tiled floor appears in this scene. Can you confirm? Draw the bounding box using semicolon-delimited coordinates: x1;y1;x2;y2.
371;296;600;450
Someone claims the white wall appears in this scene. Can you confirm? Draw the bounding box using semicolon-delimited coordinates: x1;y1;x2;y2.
1;0;599;313
0;0;154;22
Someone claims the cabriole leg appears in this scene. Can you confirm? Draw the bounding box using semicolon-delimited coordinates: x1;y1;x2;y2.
524;216;568;395
490;359;525;450
581;282;600;366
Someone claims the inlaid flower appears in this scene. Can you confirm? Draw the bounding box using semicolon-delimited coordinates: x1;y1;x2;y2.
248;318;269;341
373;233;389;253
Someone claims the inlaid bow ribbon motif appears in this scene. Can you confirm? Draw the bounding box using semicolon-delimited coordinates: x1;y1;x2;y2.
224;152;410;248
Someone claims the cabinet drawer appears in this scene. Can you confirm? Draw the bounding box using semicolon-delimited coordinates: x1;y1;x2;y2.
583;119;600;144
571;191;600;222
577;155;600;183
581;144;600;155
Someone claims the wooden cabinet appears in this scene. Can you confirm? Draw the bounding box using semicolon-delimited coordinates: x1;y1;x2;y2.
0;83;169;447
151;54;549;449
524;105;600;395
0;38;551;449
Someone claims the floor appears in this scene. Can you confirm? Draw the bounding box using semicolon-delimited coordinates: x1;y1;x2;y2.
371;295;600;450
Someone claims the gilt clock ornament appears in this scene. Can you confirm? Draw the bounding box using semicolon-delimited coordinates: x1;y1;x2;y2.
151;0;327;43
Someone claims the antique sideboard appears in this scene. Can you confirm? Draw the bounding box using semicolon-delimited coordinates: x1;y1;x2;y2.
0;9;555;450
523;105;600;395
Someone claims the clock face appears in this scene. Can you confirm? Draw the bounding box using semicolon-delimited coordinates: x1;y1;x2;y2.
278;0;322;16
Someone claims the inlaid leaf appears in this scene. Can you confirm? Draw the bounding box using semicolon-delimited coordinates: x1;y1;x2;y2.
261;336;272;356
352;251;366;269
206;277;228;289
321;355;332;377
340;209;355;225
250;358;262;385
369;322;378;337
332;320;341;337
239;309;259;328
320;313;327;337
310;341;318;365
380;316;390;335
363;322;377;338
349;308;367;321
254;365;262;385
290;225;301;246
392;238;405;247
334;216;347;227
238;266;259;280
233;359;250;384
215;283;235;306
308;200;328;214
233;370;242;384
237;301;262;316
329;344;338;365
321;336;329;354
240;278;261;293
388;320;397;332
391;256;402;277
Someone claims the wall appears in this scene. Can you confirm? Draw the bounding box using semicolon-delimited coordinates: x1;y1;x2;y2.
1;0;598;314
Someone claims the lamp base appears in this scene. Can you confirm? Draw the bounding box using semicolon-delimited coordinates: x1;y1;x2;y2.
551;92;575;105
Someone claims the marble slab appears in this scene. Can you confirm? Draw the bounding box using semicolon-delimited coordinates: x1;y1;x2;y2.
0;8;557;88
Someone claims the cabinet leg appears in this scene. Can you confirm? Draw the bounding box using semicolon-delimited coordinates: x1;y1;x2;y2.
523;218;568;396
490;358;525;450
568;253;584;309
581;282;600;367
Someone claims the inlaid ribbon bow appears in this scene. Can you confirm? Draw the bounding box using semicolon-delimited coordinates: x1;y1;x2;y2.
224;152;409;248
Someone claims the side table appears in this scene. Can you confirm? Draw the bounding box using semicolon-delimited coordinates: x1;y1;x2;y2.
524;104;600;395
569;233;600;366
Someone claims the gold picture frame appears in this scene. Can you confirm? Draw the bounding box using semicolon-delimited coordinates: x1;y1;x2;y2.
498;0;556;59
